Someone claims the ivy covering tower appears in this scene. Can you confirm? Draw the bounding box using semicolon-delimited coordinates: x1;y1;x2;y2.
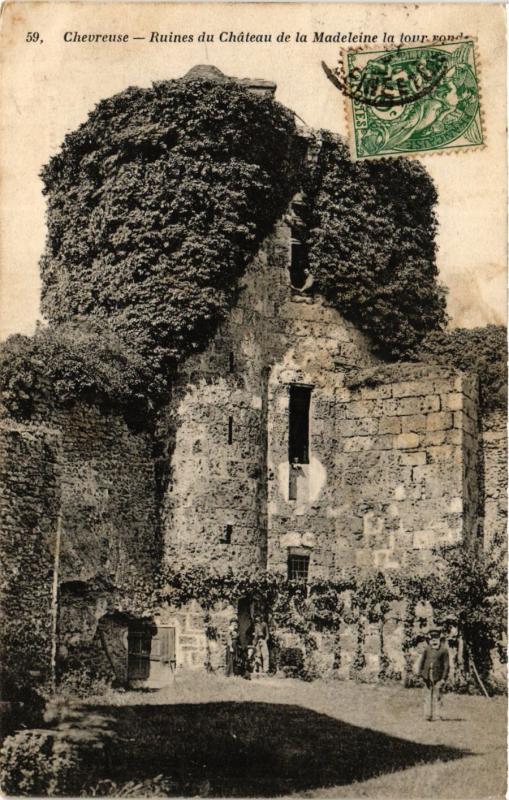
36;66;446;408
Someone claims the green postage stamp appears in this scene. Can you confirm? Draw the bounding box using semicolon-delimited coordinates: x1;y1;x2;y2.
327;39;484;160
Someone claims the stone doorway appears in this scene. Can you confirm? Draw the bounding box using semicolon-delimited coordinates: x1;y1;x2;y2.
127;621;176;685
127;621;152;682
238;597;254;648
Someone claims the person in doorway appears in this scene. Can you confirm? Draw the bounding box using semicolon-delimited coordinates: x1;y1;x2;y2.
417;628;450;721
225;617;239;677
253;614;270;674
292;268;315;296
289;457;304;501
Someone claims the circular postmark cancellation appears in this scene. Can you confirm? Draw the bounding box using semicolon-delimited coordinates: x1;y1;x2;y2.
323;39;484;160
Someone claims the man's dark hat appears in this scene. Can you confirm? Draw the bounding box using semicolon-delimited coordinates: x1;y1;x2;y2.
427;628;442;638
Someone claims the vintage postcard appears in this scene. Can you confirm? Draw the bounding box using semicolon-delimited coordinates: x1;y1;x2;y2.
0;2;507;798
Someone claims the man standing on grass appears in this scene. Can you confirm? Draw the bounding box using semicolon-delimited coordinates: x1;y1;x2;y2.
225;617;240;677
417;628;450;721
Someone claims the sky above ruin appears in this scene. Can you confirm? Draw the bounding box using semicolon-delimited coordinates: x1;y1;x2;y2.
0;2;506;340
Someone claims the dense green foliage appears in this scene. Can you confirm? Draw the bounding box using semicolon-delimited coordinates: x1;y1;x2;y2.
432;540;507;682
39;77;303;397
0;323;152;421
1;701;112;796
417;325;507;413
0;457;54;705
12;73;450;415
118;553;505;689
303;131;447;358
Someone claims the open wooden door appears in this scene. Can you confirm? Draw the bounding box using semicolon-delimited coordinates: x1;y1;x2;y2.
151;626;176;670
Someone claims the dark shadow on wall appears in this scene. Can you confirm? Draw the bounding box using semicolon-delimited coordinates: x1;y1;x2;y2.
89;700;468;796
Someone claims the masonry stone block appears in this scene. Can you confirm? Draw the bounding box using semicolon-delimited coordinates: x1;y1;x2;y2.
378;417;401;435
392;380;435;398
344;436;375;452
337;418;378;437
453;411;476;435
401;414;427;433
423;431;446;446
412;529;437;549
398;395;441;416
483;429;506;444
394;433;421;449
377;398;399;417
399;451;427;466
372;435;394;450
359;384;392;400
442;392;464;411
426;411;453;431
427;444;457;463
345;400;375;418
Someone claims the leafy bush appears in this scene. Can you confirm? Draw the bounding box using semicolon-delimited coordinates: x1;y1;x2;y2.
304;131;447;358
417;325;507;413
57;662;115;699
0;322;153;422
1;729;75;796
278;647;305;678
430;539;507;682
0;677;46;740
0;700;113;796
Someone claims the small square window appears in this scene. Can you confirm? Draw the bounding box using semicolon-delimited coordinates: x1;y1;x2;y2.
288;554;309;582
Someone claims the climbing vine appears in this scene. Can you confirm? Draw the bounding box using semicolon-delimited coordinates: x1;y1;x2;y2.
428;539;507;686
112;556;504;690
303;131;447;359
1;71;452;418
0;323;152;423
416;324;507;414
38;76;304;402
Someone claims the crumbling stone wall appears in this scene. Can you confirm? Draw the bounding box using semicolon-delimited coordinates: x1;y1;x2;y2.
0;399;159;688
1;221;495;687
160;220;375;573
162;219;481;583
149;600;235;681
155;219;483;679
0;424;61;685
53;405;159;587
481;409;507;550
268;363;479;576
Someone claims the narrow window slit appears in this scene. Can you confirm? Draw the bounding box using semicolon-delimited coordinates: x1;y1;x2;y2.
288;385;312;464
229;352;235;373
289;237;307;290
228;416;233;445
221;525;232;544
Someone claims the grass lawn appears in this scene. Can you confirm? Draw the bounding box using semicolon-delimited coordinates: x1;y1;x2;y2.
83;673;507;798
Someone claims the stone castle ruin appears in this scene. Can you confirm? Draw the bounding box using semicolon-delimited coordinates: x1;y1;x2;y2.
0;66;506;692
